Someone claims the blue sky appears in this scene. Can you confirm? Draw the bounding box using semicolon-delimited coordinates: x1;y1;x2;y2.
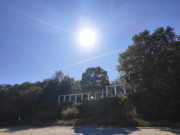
0;0;180;85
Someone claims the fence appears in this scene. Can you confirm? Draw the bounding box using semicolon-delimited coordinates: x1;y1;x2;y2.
58;84;131;103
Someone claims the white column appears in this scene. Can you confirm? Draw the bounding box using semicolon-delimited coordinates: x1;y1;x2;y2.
114;85;117;96
88;93;90;100
81;93;83;101
63;95;66;102
58;95;60;103
101;89;104;98
72;94;74;102
123;84;126;94
106;86;108;97
94;92;96;99
134;88;136;93
69;94;71;102
75;94;77;101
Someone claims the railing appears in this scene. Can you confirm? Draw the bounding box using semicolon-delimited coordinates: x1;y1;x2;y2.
58;84;129;103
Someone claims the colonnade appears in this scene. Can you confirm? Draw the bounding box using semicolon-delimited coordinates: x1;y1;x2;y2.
58;91;103;103
105;84;126;97
58;84;128;103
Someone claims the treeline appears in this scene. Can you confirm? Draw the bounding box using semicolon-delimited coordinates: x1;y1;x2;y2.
0;26;179;126
0;67;110;125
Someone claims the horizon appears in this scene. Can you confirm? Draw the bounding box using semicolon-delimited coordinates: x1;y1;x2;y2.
0;0;180;85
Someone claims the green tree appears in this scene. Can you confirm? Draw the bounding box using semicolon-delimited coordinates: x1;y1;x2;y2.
58;76;75;95
117;26;180;120
81;66;109;92
52;70;64;82
0;82;42;123
72;80;82;93
39;74;75;107
117;26;179;92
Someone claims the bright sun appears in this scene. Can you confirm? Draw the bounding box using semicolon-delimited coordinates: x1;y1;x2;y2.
79;29;96;47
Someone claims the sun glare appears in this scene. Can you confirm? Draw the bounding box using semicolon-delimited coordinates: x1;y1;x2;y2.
79;29;96;47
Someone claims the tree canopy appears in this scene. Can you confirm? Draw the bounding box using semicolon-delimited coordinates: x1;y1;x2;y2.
117;26;180;92
117;26;180;120
81;66;109;92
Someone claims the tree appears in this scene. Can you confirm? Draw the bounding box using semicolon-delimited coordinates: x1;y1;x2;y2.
72;80;82;93
117;26;179;92
0;82;43;123
58;76;75;95
81;66;109;92
117;26;180;120
52;70;64;82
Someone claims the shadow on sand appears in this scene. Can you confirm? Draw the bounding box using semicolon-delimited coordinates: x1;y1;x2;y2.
73;126;139;135
160;128;180;134
1;126;180;135
0;126;46;133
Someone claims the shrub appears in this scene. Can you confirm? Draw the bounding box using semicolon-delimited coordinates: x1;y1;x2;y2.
77;96;136;126
61;107;79;119
32;110;57;121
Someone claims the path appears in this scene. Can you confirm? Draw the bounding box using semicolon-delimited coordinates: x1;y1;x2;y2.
0;126;180;135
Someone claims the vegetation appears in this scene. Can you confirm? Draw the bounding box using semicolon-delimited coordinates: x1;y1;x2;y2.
81;66;110;92
117;26;180;121
0;26;179;127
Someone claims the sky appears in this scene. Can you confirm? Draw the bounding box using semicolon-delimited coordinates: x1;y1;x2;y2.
0;0;180;85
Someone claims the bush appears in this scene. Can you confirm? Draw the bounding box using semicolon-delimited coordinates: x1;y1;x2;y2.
76;96;136;126
61;107;79;119
32;110;57;121
129;91;180;121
